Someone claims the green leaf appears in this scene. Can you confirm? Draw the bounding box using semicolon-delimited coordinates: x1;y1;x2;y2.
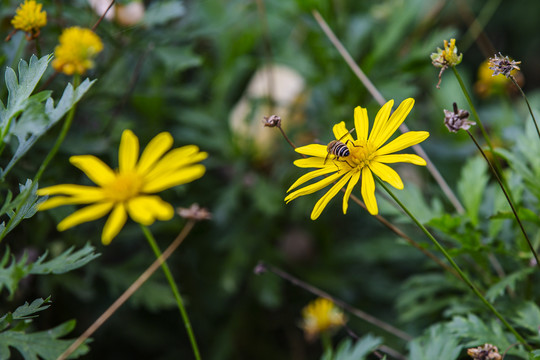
154;46;203;75
0;55;52;133
0;180;45;240
144;0;186;26
516;302;540;334
0;297;52;328
457;156;489;226
2;78;96;177
0;319;89;360
485;268;534;302
0;244;100;297
529;349;540;360
446;314;526;357
409;324;462;360
321;335;382;360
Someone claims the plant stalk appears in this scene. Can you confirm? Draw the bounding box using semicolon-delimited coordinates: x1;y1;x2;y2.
375;177;530;349
140;225;202;360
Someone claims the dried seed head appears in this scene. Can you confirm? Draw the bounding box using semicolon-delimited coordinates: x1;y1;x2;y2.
263;115;282;128
444;102;475;133
467;344;502;360
488;53;521;78
177;203;212;221
431;39;463;88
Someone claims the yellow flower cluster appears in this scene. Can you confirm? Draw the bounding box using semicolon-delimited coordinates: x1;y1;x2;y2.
431;38;462;68
52;27;104;75
301;298;346;341
11;0;47;39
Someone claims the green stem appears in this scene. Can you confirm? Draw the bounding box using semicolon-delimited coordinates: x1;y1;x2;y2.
467;130;540;268
33;74;80;183
511;76;540;140
375;177;531;349
321;332;333;358
140;225;202;360
451;66;513;202
34;38;41;58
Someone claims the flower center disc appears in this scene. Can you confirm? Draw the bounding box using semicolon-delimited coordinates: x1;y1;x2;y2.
349;140;375;168
104;172;143;202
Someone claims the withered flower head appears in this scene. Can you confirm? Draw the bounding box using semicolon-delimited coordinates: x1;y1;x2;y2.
263;115;282;128
444;103;475;133
488;53;521;79
177;203;212;221
431;39;463;88
467;344;502;360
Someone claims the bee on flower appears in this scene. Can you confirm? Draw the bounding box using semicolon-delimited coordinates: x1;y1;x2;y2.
301;298;346;341
285;98;429;219
52;27;104;75
8;0;47;40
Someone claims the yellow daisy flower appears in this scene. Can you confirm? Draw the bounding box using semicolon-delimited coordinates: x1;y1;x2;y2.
37;130;208;245
285;98;429;219
52;27;104;75
11;0;47;39
301;298;346;341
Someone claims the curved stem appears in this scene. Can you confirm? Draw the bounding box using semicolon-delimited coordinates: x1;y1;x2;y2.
140;225;202;360
375;177;530;349
467;130;540;267
451;66;513;202
510;76;540;140
57;220;196;360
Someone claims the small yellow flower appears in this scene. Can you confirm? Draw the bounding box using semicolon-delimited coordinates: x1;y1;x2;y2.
37;130;208;245
52;27;104;75
474;60;513;97
11;0;47;39
285;99;429;218
301;298;346;341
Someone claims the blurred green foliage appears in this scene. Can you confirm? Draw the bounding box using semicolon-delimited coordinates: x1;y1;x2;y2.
0;0;540;359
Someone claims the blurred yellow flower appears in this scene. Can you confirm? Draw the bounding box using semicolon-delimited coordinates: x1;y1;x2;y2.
38;130;207;245
285;99;429;218
301;298;346;341
52;27;103;75
11;0;47;39
474;59;522;98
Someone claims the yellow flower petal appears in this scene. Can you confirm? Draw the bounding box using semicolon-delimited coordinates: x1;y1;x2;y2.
372;98;414;149
102;204;128;245
370;162;404;190
354;106;369;141
127;196;174;225
57;202;114;231
342;169;360;214
145;149;208;181
37;184;102;197
376;131;429;156
361;167;377;215
332;122;354;143
311;171;354;220
296;144;327;158
119;129;139;172
368;99;393;143
38;193;105;210
136;132;173;174
70;155;116;186
287;167;337;192
293;157;327;168
142;164;206;193
285;172;343;203
375;154;427;166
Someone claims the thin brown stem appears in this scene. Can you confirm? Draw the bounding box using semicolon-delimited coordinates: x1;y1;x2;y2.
467;130;540;268
92;0;115;31
57;220;196;360
273;121;460;279
311;10;465;215
255;261;413;342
